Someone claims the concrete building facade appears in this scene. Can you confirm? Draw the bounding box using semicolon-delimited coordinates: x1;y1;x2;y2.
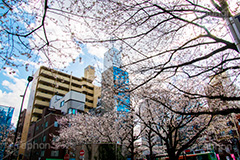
19;65;101;158
24;107;64;160
17;109;26;137
50;90;86;114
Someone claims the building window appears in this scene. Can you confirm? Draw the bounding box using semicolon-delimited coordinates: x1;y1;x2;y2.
43;135;46;142
41;150;45;157
60;100;64;107
54;121;58;127
68;108;77;115
45;121;48;128
51;150;59;157
68;108;72;114
73;109;77;114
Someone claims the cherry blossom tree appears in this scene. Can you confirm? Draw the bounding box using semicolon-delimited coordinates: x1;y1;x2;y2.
2;1;240;158
139;124;165;160
53;111;139;160
135;92;213;160
2;0;240;116
0;124;16;159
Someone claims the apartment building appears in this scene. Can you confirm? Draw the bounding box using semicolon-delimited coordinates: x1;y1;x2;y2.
19;65;101;158
24;107;65;160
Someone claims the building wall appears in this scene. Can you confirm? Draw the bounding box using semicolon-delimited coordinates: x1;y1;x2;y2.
0;105;14;160
101;45;130;113
17;109;26;135
84;65;95;82
24;108;64;160
113;66;130;112
103;47;122;72
101;67;115;112
101;66;130;112
19;66;101;157
50;91;86;114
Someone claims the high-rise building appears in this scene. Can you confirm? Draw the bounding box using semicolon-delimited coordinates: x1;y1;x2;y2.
19;65;101;158
0;105;14;160
101;46;130;112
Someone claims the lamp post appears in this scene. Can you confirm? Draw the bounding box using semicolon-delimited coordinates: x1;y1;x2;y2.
13;76;33;159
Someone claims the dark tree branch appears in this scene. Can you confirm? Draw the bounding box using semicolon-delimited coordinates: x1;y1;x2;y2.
5;0;49;46
170;82;240;101
149;96;240;116
129;44;231;92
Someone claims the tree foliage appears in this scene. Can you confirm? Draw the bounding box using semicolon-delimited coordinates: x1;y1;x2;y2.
2;0;240;113
2;0;240;159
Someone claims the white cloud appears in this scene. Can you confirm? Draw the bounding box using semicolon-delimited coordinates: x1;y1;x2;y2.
87;44;108;59
0;69;31;127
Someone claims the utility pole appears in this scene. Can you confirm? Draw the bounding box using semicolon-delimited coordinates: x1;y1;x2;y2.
12;76;33;160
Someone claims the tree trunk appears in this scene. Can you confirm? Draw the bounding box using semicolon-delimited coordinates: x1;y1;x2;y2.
168;149;179;160
149;145;153;160
86;144;92;160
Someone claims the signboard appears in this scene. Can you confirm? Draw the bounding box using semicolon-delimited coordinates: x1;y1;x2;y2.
64;153;70;160
79;150;85;156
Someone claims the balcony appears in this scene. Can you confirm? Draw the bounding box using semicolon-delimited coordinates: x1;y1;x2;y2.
86;95;94;100
32;108;43;115
39;77;70;90
37;84;68;95
55;89;68;95
71;78;82;86
34;99;49;107
36;92;52;100
85;102;93;108
83;87;94;94
31;116;38;122
71;86;83;92
39;76;55;84
38;84;54;92
40;70;70;82
81;81;93;87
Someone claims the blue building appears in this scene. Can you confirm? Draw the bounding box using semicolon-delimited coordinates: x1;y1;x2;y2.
102;46;130;113
113;66;130;112
0;105;14;160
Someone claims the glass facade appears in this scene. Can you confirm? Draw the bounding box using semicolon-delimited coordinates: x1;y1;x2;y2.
104;47;122;72
0;105;14;160
113;66;130;112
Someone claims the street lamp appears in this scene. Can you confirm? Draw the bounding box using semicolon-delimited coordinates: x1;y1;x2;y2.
12;76;33;159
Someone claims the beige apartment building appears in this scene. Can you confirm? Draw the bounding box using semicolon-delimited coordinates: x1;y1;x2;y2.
18;65;101;157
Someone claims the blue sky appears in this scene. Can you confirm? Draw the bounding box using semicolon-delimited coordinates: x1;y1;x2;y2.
0;43;106;127
0;0;110;126
0;0;119;127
